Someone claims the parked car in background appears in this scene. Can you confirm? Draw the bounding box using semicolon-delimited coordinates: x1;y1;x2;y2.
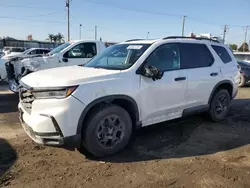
1;47;26;60
238;61;250;87
5;40;106;92
234;52;250;63
2;48;51;61
18;36;239;158
0;49;4;58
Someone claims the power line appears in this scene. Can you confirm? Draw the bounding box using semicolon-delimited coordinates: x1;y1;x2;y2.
0;3;57;10
0;15;66;24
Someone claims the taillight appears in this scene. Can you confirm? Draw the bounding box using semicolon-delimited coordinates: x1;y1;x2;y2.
237;64;241;71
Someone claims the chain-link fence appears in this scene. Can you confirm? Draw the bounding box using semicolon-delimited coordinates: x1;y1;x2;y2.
0;39;62;49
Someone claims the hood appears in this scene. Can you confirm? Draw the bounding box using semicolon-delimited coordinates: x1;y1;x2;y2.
20;66;121;88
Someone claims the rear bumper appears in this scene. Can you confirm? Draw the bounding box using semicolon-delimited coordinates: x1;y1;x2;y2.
19;108;81;148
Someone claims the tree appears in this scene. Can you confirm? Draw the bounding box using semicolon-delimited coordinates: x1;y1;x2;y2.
229;44;237;51
52;35;58;43
56;33;64;43
238;42;249;52
47;34;54;42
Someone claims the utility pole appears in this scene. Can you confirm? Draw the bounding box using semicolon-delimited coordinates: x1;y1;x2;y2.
222;25;229;44
66;0;70;41
182;16;186;37
79;24;82;39
243;26;249;52
146;32;150;39
95;25;97;40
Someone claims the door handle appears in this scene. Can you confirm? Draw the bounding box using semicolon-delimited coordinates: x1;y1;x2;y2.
210;72;218;77
175;77;186;81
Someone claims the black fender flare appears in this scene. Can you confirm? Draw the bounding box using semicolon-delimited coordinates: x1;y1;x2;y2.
76;95;140;135
208;80;234;104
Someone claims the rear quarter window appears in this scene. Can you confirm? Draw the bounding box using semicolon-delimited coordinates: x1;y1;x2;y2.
212;45;232;63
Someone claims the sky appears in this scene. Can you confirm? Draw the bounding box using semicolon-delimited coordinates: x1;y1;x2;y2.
0;0;250;46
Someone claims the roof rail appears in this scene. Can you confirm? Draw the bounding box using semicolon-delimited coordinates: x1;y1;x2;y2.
162;36;220;43
125;39;145;42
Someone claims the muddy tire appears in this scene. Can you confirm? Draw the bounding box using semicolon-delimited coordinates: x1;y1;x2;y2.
209;89;231;122
82;104;132;158
238;74;246;87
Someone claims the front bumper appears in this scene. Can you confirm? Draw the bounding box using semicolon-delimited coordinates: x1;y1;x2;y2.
19;108;81;148
18;95;86;148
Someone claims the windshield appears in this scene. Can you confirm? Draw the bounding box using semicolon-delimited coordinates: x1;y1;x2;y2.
49;42;71;55
85;43;151;70
234;54;250;62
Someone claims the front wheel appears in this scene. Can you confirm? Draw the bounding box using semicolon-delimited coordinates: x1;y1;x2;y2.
82;104;132;158
209;89;231;122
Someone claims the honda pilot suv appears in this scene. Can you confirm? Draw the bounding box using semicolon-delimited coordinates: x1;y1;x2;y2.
19;36;240;157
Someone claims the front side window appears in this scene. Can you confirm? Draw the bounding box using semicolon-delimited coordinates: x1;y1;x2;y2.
212;45;232;63
181;43;214;69
65;43;97;58
85;43;151;70
145;43;181;71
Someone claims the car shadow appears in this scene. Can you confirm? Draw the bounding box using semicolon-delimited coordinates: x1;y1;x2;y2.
88;98;250;163
0;138;17;185
0;93;19;113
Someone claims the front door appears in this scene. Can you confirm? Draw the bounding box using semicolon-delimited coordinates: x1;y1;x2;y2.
139;43;187;126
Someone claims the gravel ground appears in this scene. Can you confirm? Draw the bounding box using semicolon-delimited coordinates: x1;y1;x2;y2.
1;85;250;188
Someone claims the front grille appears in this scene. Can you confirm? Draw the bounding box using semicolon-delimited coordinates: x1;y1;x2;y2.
19;87;35;114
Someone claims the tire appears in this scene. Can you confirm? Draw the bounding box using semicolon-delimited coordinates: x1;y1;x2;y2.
238;73;246;87
82;104;132;158
209;89;231;122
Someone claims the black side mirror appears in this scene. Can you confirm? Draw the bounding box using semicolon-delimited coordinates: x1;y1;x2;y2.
142;66;164;81
62;57;68;62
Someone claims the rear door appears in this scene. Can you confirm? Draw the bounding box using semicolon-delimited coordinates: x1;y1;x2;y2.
181;42;222;108
211;45;239;93
61;42;97;66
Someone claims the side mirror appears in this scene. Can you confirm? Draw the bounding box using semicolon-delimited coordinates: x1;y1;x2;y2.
62;57;68;63
141;66;164;81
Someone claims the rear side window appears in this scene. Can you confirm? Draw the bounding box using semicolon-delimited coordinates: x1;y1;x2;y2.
212;45;232;63
181;43;214;69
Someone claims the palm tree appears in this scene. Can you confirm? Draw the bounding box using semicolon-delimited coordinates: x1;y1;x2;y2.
47;34;54;42
52;35;58;43
57;33;64;43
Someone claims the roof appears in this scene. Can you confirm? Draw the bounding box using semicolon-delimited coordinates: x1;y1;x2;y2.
122;36;221;45
233;52;250;55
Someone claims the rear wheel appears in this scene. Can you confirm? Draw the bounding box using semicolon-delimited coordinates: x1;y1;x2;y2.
209;89;231;122
238;73;246;87
82;104;132;158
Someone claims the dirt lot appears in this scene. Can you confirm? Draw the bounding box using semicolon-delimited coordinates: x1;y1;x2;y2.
1;84;250;188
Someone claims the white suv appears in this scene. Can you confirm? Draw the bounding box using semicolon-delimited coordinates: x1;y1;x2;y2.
19;37;240;157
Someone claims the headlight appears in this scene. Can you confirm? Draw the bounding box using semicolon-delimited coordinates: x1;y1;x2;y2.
33;86;78;99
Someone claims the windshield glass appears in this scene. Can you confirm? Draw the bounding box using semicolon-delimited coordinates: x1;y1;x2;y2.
85;43;151;70
234;54;250;62
49;42;71;55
